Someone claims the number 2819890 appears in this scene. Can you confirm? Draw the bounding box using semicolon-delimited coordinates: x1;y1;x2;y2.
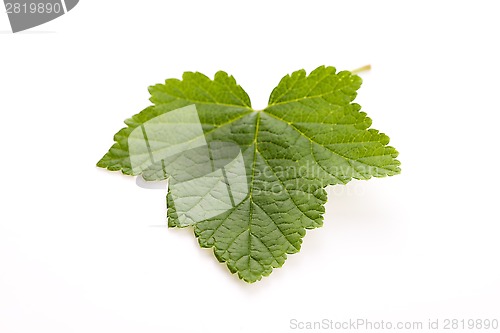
5;2;62;14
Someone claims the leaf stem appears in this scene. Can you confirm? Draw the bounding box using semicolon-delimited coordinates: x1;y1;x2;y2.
351;64;371;75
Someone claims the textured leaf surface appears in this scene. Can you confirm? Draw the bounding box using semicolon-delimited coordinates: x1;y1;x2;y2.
98;66;400;283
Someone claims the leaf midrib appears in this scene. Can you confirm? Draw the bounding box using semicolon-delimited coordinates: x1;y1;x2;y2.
191;98;394;271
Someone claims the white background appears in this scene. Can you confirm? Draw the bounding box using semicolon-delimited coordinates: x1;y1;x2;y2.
1;1;499;332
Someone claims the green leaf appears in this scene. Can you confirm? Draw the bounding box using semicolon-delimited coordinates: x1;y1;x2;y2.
97;66;400;283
